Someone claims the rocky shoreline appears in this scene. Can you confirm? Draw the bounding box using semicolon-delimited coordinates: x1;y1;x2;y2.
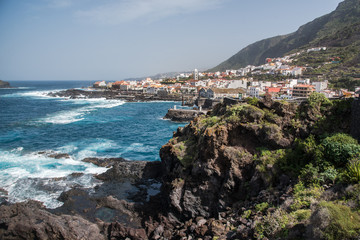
48;88;185;102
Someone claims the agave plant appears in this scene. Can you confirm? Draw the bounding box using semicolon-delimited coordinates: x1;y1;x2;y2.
347;158;360;183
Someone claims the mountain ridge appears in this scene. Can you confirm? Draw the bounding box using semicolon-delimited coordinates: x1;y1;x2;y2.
209;0;360;71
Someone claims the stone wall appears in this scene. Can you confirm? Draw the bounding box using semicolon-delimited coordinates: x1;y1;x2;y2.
351;98;360;142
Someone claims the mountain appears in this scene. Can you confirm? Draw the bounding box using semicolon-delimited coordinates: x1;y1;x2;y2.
210;0;360;71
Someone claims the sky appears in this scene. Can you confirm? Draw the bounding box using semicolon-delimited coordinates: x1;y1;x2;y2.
0;0;343;80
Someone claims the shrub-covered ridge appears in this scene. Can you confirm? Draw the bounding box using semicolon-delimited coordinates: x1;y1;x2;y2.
159;93;360;239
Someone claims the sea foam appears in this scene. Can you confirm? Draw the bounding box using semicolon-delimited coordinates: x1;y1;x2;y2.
2;89;65;98
38;99;125;124
0;147;108;208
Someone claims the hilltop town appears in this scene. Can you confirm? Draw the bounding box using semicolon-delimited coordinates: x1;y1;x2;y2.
92;46;360;105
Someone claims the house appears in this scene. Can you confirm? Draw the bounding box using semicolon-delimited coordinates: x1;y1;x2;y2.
265;87;281;98
144;86;158;94
93;81;106;88
291;67;303;76
259;81;272;91
313;80;328;92
321;90;336;98
249;86;261;98
199;88;213;98
112;81;124;89
287;79;298;88
120;83;130;91
227;79;248;89
292;84;315;98
298;79;311;85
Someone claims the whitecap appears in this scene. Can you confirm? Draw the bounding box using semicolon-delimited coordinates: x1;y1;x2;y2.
55;139;120;160
125;143;157;153
2;89;65;99
10;147;24;153
37;99;125;125
0;148;107;208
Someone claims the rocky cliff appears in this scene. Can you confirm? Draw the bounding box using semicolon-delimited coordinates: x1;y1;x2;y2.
157;94;360;239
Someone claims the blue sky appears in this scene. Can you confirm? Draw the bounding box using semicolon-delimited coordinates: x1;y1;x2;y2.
0;0;343;80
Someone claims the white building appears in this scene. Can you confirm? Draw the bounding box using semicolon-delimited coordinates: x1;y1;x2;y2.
313;80;329;92
291;67;303;76
259;81;272;91
227;79;248;89
287;79;298;88
194;69;199;80
298;79;311;85
144;87;158;94
249;86;261;98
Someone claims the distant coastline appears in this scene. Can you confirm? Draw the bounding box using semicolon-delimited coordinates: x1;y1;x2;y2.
47;88;195;104
0;80;11;88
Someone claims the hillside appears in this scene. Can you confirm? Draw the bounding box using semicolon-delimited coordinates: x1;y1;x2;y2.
210;0;360;72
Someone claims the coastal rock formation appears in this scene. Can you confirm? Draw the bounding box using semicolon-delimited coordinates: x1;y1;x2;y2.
48;89;118;99
82;157;162;180
159;96;352;221
163;109;207;122
0;80;10;88
0;201;103;240
48;89;183;102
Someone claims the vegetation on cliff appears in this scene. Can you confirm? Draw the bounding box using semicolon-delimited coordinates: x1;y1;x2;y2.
160;93;360;239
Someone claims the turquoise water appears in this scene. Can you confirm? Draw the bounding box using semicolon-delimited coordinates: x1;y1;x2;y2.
0;81;186;207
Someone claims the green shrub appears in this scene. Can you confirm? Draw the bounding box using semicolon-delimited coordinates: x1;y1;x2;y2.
291;209;311;222
255;202;269;213
283;136;321;174
321;133;360;167
291;181;323;211
241;210;252;219
255;209;292;239
227;104;245;116
263;109;280;123
317;201;360;240
255;149;286;171
319;166;338;184
307;92;332;112
226;104;264;123
246;97;259;106
201;116;221;127
174;138;198;168
299;163;321;185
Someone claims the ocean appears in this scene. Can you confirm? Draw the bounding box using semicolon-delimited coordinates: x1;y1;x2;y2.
0;80;186;208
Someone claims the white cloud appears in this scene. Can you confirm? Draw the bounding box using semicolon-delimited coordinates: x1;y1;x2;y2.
75;0;225;25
